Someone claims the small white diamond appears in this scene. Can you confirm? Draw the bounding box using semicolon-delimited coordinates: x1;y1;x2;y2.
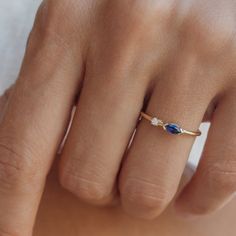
151;117;161;126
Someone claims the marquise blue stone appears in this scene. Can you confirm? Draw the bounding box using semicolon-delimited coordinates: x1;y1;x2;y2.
165;123;182;135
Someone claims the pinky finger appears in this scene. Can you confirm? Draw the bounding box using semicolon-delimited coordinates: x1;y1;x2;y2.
175;91;236;216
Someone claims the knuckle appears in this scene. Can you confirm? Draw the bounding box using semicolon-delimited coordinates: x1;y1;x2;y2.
25;0;84;72
60;169;111;203
182;4;236;55
31;1;60;39
35;0;66;32
121;177;172;213
109;0;174;38
29;0;77;49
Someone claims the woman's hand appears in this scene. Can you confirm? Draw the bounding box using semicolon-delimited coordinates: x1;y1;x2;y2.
0;0;236;234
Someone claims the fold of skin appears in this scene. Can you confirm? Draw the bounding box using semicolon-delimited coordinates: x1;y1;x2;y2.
34;163;236;236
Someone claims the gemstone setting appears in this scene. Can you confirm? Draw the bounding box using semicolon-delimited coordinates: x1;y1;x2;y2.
151;117;162;127
164;123;182;135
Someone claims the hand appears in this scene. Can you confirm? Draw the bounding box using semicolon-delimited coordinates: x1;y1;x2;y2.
0;0;236;234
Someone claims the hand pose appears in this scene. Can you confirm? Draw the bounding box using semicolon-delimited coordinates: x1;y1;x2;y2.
0;0;236;235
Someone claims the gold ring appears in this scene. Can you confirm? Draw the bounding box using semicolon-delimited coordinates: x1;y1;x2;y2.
140;112;201;137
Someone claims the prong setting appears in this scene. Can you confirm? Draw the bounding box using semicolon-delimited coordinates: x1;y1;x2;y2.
140;112;201;136
150;117;162;127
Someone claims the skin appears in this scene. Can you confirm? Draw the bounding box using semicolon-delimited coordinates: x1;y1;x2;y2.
0;0;236;235
1;94;236;236
34;164;236;236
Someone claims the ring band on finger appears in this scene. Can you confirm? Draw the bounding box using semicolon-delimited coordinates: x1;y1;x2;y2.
140;112;201;136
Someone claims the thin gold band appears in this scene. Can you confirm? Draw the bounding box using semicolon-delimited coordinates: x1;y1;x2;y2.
140;112;201;137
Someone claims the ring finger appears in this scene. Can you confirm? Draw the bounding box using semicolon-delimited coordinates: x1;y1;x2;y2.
119;58;217;219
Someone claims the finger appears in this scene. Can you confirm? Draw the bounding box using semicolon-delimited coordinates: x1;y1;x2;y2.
59;0;174;205
0;11;83;236
119;58;215;219
60;50;148;205
175;90;236;217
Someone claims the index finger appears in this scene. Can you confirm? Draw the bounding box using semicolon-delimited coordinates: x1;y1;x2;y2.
0;9;82;236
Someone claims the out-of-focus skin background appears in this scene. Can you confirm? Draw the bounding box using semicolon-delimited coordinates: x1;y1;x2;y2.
0;0;209;168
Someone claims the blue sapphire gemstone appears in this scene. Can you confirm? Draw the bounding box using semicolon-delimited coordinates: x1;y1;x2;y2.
165;123;182;135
